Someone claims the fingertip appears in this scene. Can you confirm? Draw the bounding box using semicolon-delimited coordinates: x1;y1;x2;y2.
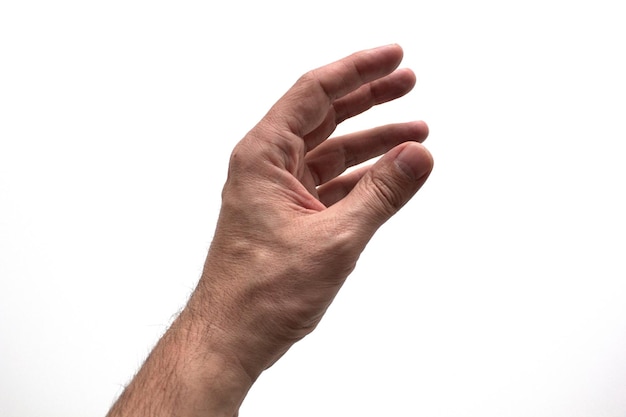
387;43;404;56
394;142;434;181
374;43;403;52
367;43;404;63
410;120;429;142
396;67;417;88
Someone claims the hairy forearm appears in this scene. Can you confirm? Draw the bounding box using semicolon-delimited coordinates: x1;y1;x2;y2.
106;303;254;417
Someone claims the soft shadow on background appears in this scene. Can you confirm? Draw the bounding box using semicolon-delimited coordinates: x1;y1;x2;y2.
1;1;625;416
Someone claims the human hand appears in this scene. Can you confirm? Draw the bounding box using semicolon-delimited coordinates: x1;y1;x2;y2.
190;44;433;381
105;44;433;417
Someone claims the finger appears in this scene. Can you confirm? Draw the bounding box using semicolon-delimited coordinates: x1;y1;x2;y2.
317;165;371;207
264;44;405;140
302;68;417;150
305;121;429;186
334;68;416;124
328;142;434;244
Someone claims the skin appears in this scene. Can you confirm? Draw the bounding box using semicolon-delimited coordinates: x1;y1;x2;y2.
106;44;434;417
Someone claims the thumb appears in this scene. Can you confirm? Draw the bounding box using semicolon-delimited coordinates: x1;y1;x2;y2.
333;141;433;241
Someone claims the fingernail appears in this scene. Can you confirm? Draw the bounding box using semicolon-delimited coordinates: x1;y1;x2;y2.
394;143;431;181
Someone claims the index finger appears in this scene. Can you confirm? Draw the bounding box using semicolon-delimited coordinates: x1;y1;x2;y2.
266;44;406;138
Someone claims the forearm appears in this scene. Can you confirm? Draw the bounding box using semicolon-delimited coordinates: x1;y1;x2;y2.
106;303;254;417
105;243;320;417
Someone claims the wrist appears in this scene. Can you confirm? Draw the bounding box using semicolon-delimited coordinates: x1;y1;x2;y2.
191;246;317;381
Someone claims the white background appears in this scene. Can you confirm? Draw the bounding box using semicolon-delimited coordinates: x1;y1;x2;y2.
1;1;625;416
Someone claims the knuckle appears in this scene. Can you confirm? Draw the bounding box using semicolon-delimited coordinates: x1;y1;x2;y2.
298;70;316;84
368;174;405;216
